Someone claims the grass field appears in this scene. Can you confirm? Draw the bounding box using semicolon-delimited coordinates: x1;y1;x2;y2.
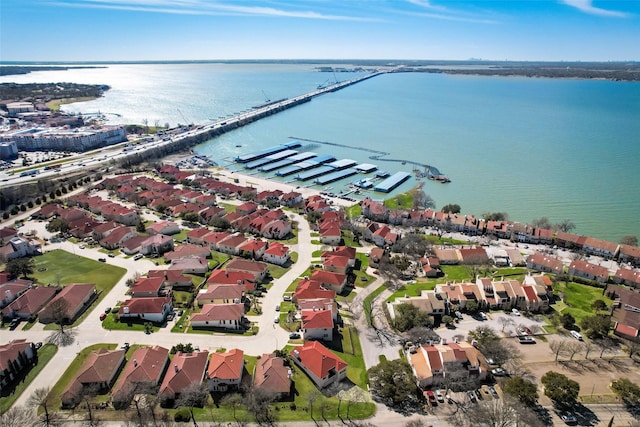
0;344;58;414
32;250;127;328
553;281;613;324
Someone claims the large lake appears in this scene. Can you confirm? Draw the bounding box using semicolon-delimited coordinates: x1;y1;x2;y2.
3;63;638;241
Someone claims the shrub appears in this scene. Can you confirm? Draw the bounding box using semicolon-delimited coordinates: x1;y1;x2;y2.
174;408;191;422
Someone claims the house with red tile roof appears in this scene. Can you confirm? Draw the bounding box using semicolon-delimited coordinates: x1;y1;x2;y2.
159;350;209;407
0;339;36;395
406;342;484;389
554;232;587;250
281;191;303;207
301;309;334;341
298;298;338;321
99;226;137;250
196;285;243;306
368;247;385;268
321;246;356;266
191;303;245;330
236;201;258;216
290;341;347;389
613;268;640;289
130;277;165;298
292;279;336;303
261;219;292;240
310;270;347;293
361;198;389;222
372;225;399;247
119;297;173;323
582;237;620;260
61;348;126;408
111;346;169;409
38;283;96;324
458;246;489;265
568;260;610;283
225;258;269;282
92;221;120;241
253;353;291;398
263;242;290;266
201;231;230;250
322;255;350;275
186;228;211;245
1;286;57;320
206;270;255;292
238;239;268;260
207;349;244;392
200;205;226;223
526;252;565;274
319;222;342;246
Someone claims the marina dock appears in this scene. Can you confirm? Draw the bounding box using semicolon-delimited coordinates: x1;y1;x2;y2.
374;171;411;193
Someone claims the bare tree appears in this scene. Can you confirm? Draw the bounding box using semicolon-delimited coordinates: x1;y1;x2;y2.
448;396;543;427
498;317;515;333
583;341;596;360
244;386;276;425
0;405;35;427
46;298;70;332
549;340;567;362
306;388;321;421
27;387;60;427
220;392;244;426
596;338;615;358
176;383;209;427
566;341;584;361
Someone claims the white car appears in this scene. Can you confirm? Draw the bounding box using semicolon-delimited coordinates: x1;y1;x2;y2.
435;390;444;403
511;308;521;316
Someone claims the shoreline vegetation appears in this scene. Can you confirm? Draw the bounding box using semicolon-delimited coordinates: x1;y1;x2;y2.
1;60;639;81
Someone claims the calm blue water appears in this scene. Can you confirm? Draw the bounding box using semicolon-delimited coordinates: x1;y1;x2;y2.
2;64;638;241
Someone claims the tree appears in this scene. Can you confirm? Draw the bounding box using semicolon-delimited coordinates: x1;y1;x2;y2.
482;212;509;221
560;313;576;330
392;233;431;257
555;219;576;233
610;378;640;404
503;376;539;406
393;303;433;332
182;212;200;224
0;406;35;427
6;257;35;279
176;383;209;427
27;387;60;426
591;299;607;312
244;387;276;424
448;396;543;427
306;388;321;420
467;326;500;347
47;298;70;332
565;341;584;361
464;300;479;314
136;222;146;233
209;216;231;230
442;315;454;326
580;315;611;339
596;337;615;358
619;235;638;246
541;371;579;405
367;359;419;408
220;392;244;424
412;189;435;210
531;217;552;229
441;204;461;214
46;218;70;233
549;340;567;362
498;316;515;332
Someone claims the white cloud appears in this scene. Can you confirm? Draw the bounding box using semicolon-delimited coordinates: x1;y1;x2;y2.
561;0;628;17
47;0;378;21
404;0;499;24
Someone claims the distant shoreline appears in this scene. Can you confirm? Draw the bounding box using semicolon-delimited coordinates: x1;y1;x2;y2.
1;60;639;81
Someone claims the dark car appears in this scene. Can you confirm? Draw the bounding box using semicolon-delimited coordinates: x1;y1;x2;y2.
561;414;577;425
34;342;43;350
425;390;437;406
108;253;115;258
289;332;301;339
9;318;20;330
104;307;111;314
98;258;106;262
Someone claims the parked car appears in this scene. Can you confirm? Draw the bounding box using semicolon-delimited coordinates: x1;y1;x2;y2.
519;336;536;344
467;391;477;403
435;390;444;403
133;254;143;260
177;309;184;316
121;342;130;351
561;414;577;425
491;368;507;376
104;307;111;314
570;330;583;341
108;253;115;258
275;304;280;311
99;313;107;321
34;342;43;350
479;312;488;320
79;245;85;249
283;295;292;301
98;258;106;262
274;316;279;323
425;390;437;405
512;308;521;316
289;332;301;339
9;318;20;330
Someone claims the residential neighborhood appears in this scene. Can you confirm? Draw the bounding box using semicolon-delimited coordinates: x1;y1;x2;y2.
0;163;639;427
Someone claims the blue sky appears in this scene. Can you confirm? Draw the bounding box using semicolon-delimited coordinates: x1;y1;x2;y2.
1;0;638;62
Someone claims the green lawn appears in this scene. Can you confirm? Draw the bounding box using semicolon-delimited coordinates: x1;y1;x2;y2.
0;344;58;414
553;281;613;324
383;192;413;210
32;250;126;328
101;313;161;333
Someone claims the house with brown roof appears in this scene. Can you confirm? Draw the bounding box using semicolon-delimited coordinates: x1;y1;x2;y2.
130;277;165;298
202;231;231;250
217;234;248;256
406;342;485;389
61;348;126;408
582;237;619;260
290;341;347;389
168;256;208;275
1;286;57;320
526;252;564;274
159;350;209;407
196;285;243;306
146;221;181;236
111;346;169;409
99;226;137;250
0;340;36;395
262;219;292;240
554;232;587;250
301;308;334;341
432;247;460;265
619;244;640;267
0;278;31;309
119;297;173;323
238;239;268;260
38;283;96;324
190;303;245;330
207;349;244;392
164;244;211;262
253;353;291;398
147;269;193;290
207;270;255;292
225;258;269;282
568;260;610;283
186;227;212;245
458;246;489;265
140;234;174;256
292;279;336;303
368;247;385;268
605;285;640;340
